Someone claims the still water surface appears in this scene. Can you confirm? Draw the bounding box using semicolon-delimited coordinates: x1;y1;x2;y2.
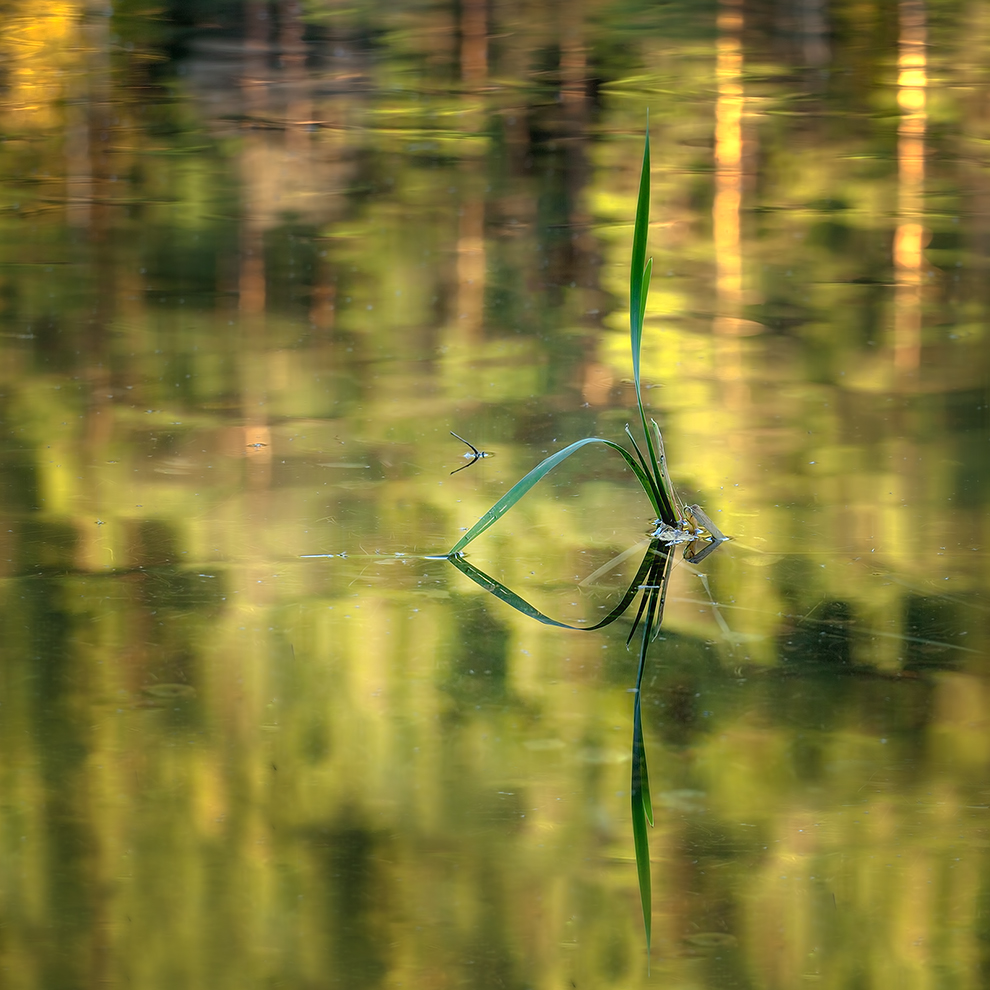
1;2;989;988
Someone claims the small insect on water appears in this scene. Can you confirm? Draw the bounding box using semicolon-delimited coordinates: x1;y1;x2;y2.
450;432;495;474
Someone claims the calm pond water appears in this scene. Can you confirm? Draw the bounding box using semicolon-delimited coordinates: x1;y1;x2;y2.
1;2;989;988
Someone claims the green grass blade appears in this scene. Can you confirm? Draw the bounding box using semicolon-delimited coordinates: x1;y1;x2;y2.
447;542;656;632
650;543;675;641
626;584;652;647
631;793;652;964
639;256;653;336
628;126;672;523
631;726;652;961
633;621;655;830
624;540;672;644
650;419;680;522
624;425;658;500
629;127;651;379
631;587;657;958
447;437;661;555
627;537;674;959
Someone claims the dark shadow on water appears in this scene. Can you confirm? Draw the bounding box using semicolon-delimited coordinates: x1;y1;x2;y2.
444;593;511;707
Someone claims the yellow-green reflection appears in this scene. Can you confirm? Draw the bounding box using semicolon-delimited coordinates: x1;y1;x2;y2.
0;2;988;989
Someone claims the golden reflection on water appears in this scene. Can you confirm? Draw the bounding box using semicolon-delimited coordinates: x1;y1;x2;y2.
894;0;927;374
0;2;988;989
713;0;744;335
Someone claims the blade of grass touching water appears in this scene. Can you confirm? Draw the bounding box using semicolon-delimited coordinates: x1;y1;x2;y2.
439;120;725;969
447;437;661;556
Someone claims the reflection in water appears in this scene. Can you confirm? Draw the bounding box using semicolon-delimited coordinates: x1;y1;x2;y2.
450;526;719;954
460;0;488;91
456;161;487;341
0;2;988;989
894;0;927;373
713;0;744;336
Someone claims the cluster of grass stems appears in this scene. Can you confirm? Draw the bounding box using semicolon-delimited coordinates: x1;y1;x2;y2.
445;125;724;961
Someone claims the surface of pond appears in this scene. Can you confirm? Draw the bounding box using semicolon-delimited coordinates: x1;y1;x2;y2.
1;1;989;988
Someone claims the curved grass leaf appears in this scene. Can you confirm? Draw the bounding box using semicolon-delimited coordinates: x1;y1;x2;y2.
447;437;661;556
447;539;658;631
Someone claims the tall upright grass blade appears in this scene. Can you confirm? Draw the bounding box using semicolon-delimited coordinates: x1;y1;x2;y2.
447;437;661;556
639;257;653;334
629;127;651;370
628;125;676;527
650;419;680;523
624;425;656;492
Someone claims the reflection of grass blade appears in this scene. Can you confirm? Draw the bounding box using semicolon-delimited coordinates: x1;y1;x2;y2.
631;579;659;962
447;437;661;556
650;543;675;640
632;691;652;961
625;540;671;644
448;540;657;631
579;537;651;588
629;540;674;961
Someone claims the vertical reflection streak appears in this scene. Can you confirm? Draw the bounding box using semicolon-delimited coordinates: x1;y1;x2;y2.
240;3;273;488
713;0;744;339
461;0;488;90
713;0;750;409
560;0;586;114
279;0;312;154
456;172;486;343
894;0;927;373
455;0;488;342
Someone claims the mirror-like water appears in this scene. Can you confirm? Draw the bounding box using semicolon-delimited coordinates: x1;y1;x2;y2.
1;2;989;987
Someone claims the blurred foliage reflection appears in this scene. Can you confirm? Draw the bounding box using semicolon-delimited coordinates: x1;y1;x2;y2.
0;0;989;988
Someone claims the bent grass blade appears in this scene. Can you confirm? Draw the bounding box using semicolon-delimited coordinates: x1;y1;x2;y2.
447;437;662;556
439;124;724;966
448;540;659;631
